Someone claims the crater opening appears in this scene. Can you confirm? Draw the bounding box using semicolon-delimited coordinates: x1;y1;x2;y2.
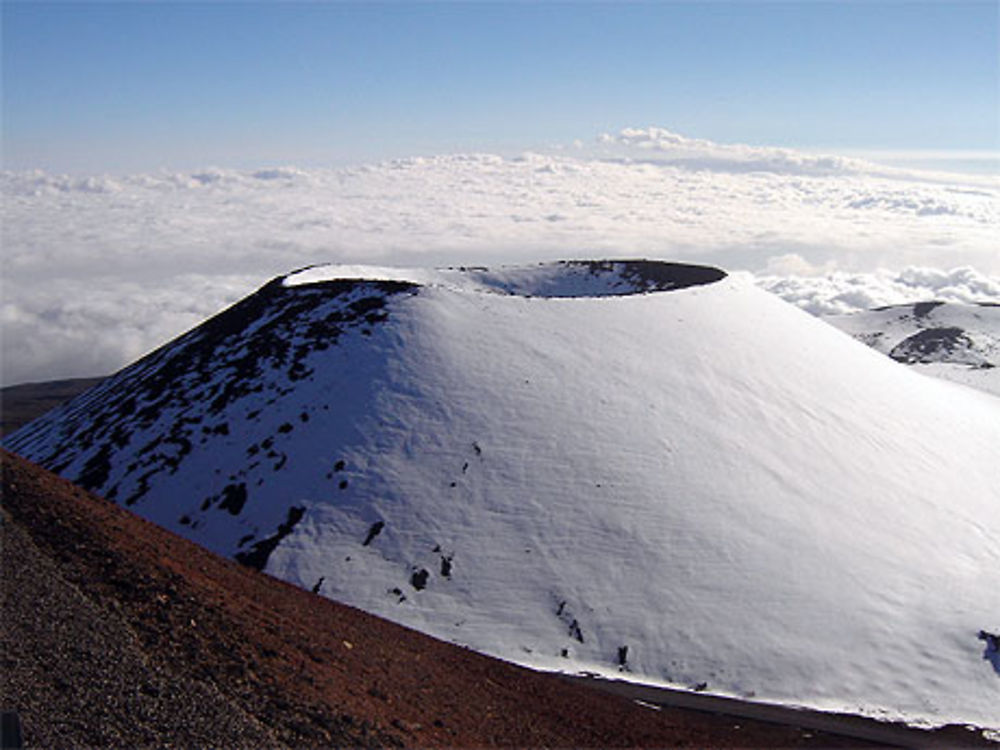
283;259;727;300
466;260;726;298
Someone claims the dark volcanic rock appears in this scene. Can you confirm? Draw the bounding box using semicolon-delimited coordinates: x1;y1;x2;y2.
3;277;418;507
889;327;972;364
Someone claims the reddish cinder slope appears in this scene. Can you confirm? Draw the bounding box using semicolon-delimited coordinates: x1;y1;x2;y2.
1;449;875;748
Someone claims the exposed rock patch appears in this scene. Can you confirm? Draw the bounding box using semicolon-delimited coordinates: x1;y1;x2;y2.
4;278;418;507
889;327;973;364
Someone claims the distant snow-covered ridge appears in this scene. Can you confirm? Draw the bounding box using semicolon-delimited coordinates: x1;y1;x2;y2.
823;300;1000;397
7;260;999;730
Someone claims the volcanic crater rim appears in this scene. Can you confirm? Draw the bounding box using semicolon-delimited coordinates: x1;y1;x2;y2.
284;259;727;299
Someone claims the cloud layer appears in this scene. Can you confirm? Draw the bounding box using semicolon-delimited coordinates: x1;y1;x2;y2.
753;265;1000;316
597;126;871;176
2;128;998;384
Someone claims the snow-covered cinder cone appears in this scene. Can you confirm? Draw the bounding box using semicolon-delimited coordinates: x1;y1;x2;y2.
7;259;999;729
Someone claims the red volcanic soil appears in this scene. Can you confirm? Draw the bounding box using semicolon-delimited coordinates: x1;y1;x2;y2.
1;448;886;748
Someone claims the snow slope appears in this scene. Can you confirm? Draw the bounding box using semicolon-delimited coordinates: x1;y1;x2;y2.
6;260;999;729
824;301;1000;397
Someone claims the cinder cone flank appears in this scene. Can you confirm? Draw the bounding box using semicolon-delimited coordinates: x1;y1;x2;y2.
6;260;1000;729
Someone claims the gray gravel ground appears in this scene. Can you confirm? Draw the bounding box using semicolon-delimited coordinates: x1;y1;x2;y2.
0;509;283;749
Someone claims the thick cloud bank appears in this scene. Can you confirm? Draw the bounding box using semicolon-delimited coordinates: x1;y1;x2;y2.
755;266;1000;316
2;128;997;384
598;126;872;175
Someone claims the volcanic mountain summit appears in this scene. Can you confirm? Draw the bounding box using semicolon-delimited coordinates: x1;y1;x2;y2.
6;259;999;730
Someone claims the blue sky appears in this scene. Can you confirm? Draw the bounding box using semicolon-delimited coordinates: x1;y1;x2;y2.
2;1;997;174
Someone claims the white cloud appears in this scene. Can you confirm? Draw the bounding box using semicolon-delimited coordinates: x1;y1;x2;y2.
595;127;1000;186
0;275;259;385
755;266;1000;316
762;253;836;277
597;126;879;176
2;129;998;384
